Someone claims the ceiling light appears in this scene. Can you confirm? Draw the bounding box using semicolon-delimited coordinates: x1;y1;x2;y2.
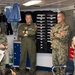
23;0;42;6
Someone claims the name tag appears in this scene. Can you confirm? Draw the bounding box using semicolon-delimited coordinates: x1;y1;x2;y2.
28;28;32;30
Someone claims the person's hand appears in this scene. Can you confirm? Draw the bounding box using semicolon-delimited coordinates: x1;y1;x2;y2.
26;31;28;34
72;36;75;41
0;44;5;48
24;34;28;36
61;31;65;36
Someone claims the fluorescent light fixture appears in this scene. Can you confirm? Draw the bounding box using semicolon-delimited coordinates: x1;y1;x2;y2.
23;0;41;6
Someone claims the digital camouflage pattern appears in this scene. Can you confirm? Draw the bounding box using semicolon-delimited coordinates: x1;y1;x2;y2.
0;34;8;74
50;23;71;75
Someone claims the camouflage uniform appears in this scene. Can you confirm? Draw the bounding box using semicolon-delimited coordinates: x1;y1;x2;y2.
18;23;37;75
0;34;8;74
50;23;70;75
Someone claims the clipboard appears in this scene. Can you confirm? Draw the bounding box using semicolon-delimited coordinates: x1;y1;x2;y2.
0;50;5;62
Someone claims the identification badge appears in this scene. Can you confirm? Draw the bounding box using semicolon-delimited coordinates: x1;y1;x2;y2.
28;28;32;30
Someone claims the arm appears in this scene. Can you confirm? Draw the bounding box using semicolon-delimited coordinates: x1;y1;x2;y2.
0;36;8;49
27;24;37;36
54;25;71;41
50;26;56;39
18;24;25;37
4;36;8;49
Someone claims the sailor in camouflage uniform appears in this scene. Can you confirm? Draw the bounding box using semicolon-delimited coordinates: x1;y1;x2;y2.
18;13;37;75
0;25;8;75
50;12;71;75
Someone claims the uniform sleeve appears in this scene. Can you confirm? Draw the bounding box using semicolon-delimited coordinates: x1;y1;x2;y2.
3;36;8;46
2;36;8;49
54;25;71;41
28;24;37;36
50;26;56;39
18;24;24;37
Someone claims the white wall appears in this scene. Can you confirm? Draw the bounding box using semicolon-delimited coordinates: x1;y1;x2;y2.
6;35;17;64
36;53;52;67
